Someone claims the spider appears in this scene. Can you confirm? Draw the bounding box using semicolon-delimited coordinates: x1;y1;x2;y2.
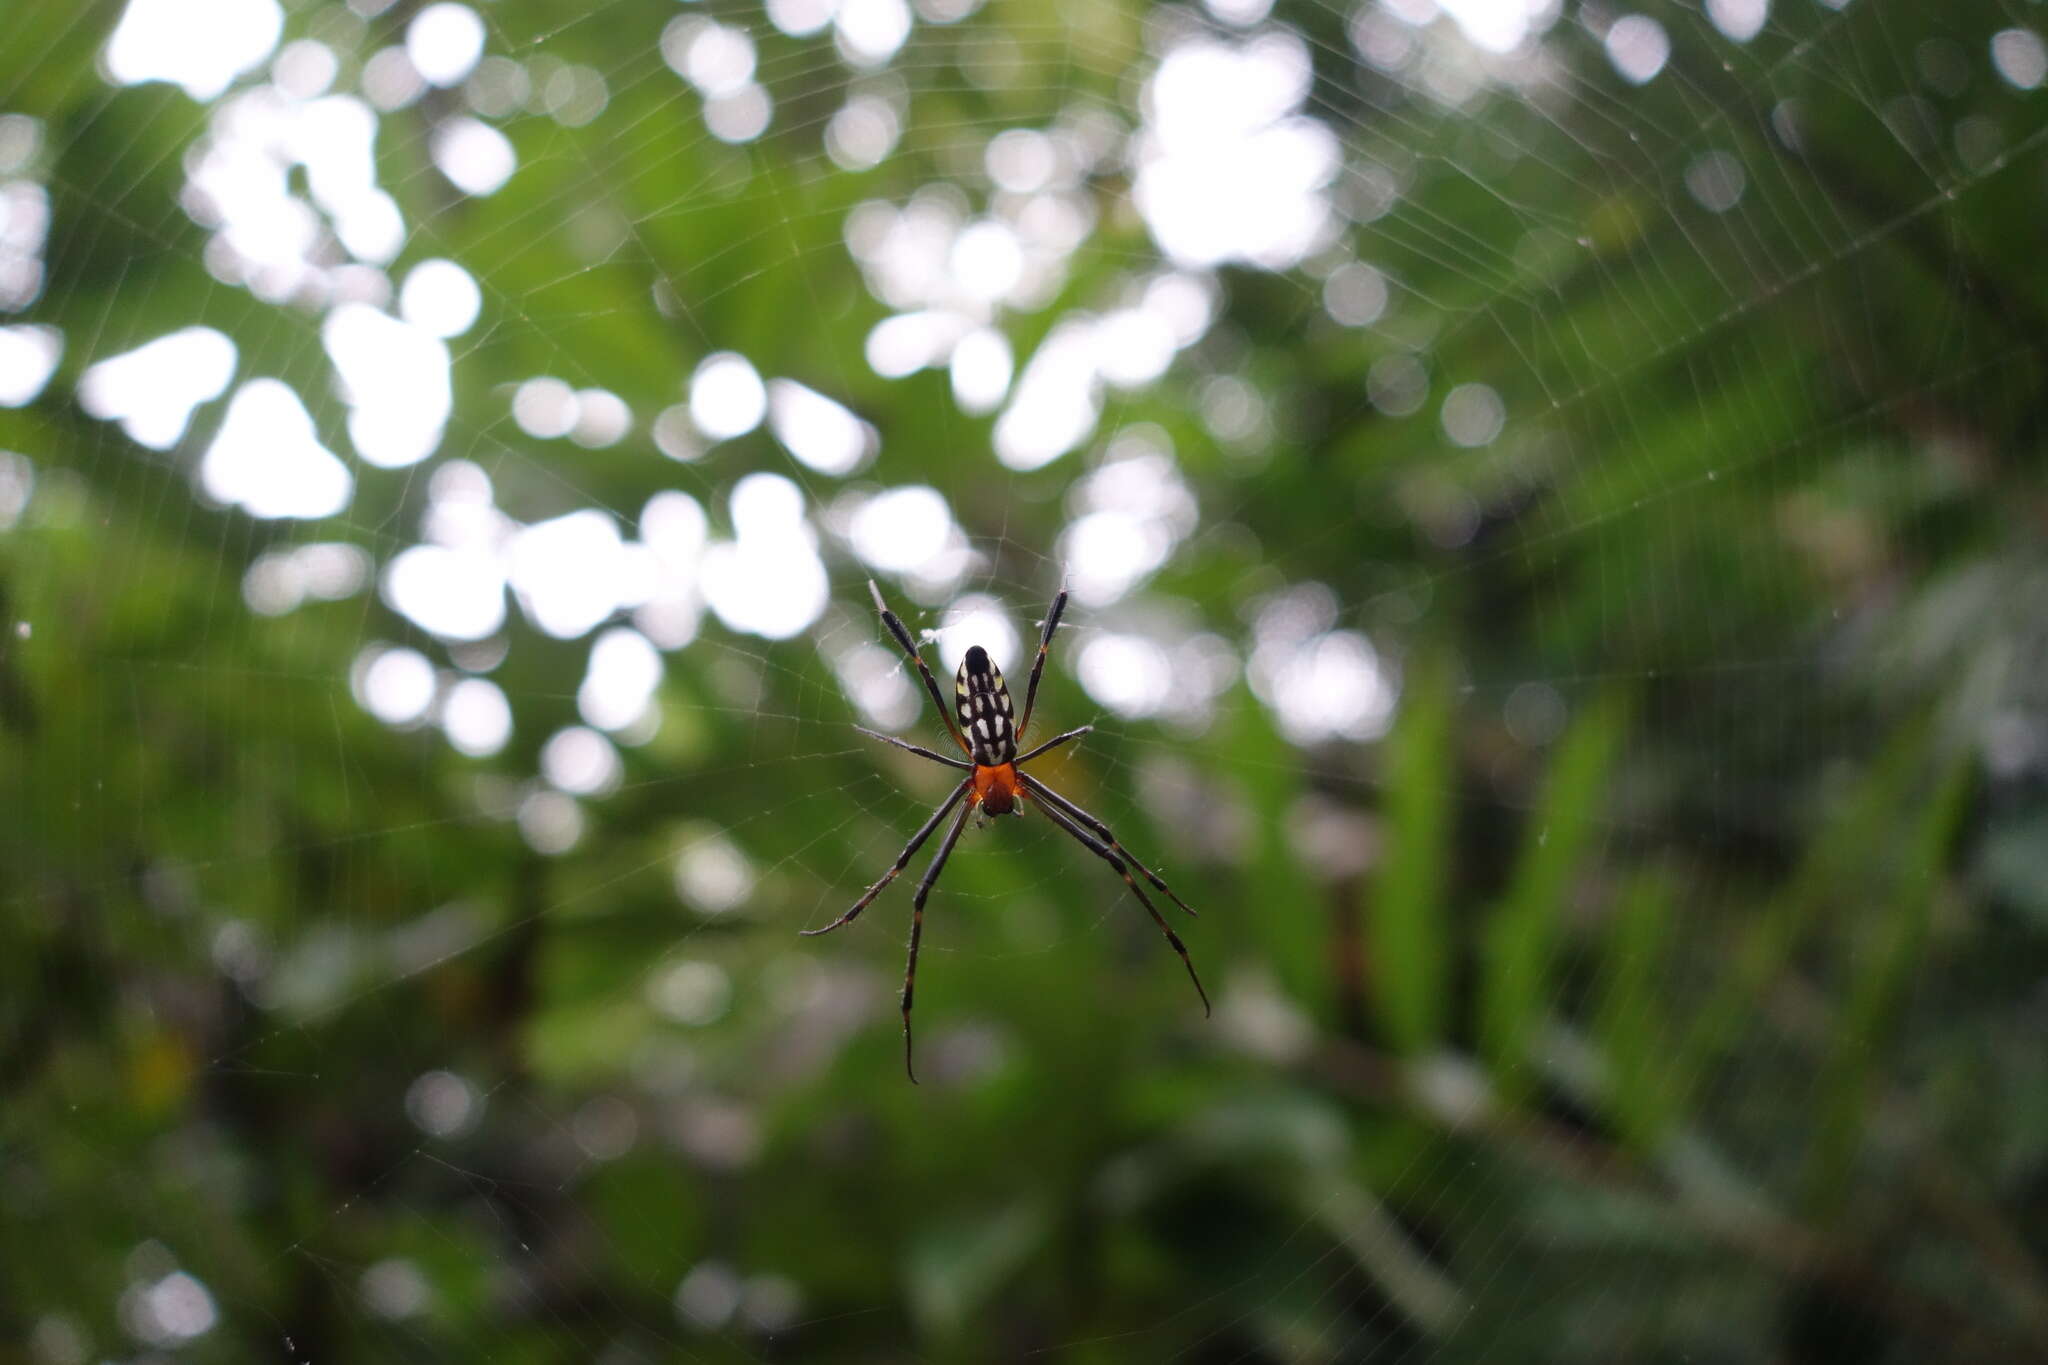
805;580;1209;1082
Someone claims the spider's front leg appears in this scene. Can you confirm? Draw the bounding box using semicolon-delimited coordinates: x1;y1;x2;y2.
803;780;969;938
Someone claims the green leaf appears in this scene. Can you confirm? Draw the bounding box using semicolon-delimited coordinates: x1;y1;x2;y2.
1371;652;1455;1054
1595;870;1677;1151
1669;718;1931;1107
1803;757;1972;1214
1478;693;1626;1100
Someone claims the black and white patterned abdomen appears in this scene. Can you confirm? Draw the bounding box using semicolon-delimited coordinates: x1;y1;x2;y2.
955;645;1016;766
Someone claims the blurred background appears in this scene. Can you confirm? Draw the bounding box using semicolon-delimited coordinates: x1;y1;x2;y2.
3;0;2046;1359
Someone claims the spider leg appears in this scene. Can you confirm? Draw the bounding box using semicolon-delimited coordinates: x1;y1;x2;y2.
1014;724;1091;766
1019;772;1196;918
869;580;971;757
901;800;974;1084
853;724;973;771
1015;586;1068;742
1031;793;1209;1017
801;779;971;938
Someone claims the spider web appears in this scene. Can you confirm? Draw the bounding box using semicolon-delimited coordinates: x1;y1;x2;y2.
3;0;2043;1360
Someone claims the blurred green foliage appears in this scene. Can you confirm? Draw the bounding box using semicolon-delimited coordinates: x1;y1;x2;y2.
3;0;2047;1361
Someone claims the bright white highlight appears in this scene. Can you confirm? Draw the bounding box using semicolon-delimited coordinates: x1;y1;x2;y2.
541;725;623;796
840;169;1129;429
705;86;773;143
1144;273;1217;347
571;389;632;448
184;87;403;302
405;1069;482;1136
1133;34;1338;271
78;329;238;448
675;833;754;913
864;310;970;379
358;646;437;726
1058;430;1198;607
1605;15;1671;85
635;490;709;649
850;193;963;310
1431;0;1558;54
273;39;338;99
690;352;768;440
201;379;352;519
1247;586;1397;745
1992;29;2048;90
510;509;628;639
442;677;512;756
993;318;1100;470
123;1271;219;1346
1263;631;1393;744
826;94;900;170
949;327;1013;413
701;474;829;640
0;452;29;532
579;627;665;732
399;258;482;338
0;325;61;407
106;0;282;102
1095;307;1177;389
641;490;710;565
361;1258;433;1320
938;594;1017;673
513;376;578;438
431;117;516;196
1078;633;1173;718
243;541;372;615
659;17;772;141
850;485;952;574
986;129;1056;193
518;790;583;854
407;4;486;88
676;1262;744;1328
768;379;874;475
768;0;840;38
1440;382;1505;447
1204;0;1274;27
834;640;919;729
1323;262;1390;327
1706;0;1769;44
361;49;425;112
685;24;757;96
322;304;451;468
837;0;913;68
652;405;704;463
0;179;49;311
950;220;1024;305
383;545;506;640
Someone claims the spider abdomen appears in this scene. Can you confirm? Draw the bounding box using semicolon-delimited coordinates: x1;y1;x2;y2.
955;645;1017;766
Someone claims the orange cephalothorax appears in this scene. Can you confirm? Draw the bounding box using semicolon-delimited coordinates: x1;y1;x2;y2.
972;761;1020;816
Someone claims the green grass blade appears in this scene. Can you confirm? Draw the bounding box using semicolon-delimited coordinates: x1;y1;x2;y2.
1478;695;1625;1100
1372;654;1454;1053
1803;757;1972;1213
1595;870;1677;1150
1668;719;1930;1107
